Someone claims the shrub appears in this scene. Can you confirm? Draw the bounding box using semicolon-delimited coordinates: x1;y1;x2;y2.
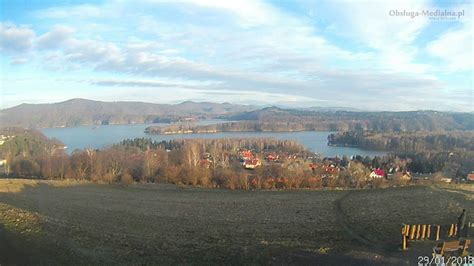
121;173;133;186
11;158;40;177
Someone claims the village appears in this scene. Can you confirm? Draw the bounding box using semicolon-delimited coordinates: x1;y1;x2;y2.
197;146;474;189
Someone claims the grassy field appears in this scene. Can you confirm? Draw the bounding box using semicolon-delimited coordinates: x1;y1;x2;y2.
0;179;472;265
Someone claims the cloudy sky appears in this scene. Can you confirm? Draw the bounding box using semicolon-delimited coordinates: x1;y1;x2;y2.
0;0;472;111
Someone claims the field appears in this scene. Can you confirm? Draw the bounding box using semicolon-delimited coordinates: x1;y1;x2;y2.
0;179;472;265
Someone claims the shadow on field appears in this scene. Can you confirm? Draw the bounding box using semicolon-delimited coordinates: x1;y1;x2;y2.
0;223;31;265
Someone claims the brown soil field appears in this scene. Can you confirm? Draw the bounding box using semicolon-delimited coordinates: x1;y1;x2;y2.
0;179;472;265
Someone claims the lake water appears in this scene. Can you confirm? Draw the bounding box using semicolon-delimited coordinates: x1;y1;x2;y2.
42;123;387;157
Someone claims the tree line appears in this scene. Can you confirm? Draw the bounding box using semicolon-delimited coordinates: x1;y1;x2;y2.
328;130;474;177
225;108;474;131
328;130;474;152
2;129;472;189
146;110;474;134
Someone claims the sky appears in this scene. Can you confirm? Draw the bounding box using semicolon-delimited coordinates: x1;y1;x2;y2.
0;0;472;111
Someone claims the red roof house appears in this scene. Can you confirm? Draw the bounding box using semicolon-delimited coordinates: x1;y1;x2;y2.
467;173;474;182
370;169;386;179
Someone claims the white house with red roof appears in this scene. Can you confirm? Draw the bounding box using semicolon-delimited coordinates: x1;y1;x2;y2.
370;169;386;179
467;173;474;183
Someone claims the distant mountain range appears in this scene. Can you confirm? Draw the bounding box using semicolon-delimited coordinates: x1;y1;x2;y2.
0;98;257;128
1;99;473;131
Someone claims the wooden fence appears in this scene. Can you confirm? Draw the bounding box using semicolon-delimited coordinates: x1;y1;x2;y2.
401;223;463;250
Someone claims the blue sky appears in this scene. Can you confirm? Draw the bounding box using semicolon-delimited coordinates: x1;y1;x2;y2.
0;0;472;111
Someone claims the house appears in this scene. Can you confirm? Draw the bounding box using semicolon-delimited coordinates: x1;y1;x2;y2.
370;169;386;179
265;153;279;162
0;134;14;145
199;153;213;168
309;163;320;171
240;150;254;161
243;158;261;169
467;173;474;183
324;164;339;177
440;177;452;183
399;171;412;181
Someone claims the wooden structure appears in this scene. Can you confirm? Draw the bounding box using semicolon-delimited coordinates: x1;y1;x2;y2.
433;240;460;256
433;239;471;257
459;239;472;256
401;223;460;251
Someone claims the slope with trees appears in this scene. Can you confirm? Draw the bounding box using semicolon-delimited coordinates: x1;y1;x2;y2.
0;99;256;128
328;131;474;152
146;108;474;134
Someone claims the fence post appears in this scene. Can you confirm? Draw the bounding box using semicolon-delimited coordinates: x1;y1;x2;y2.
436;225;440;241
427;225;431;240
416;224;421;240
405;224;410;237
449;224;454;237
401;224;408;250
410;224;416;240
421;224;426;240
453;224;457;237
402;234;407;250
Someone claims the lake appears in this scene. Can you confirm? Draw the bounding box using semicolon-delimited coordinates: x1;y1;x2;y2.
42;123;387;157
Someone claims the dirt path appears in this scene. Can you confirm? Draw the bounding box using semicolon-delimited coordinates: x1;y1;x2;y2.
333;191;409;265
433;185;474;201
334;191;376;247
333;190;399;253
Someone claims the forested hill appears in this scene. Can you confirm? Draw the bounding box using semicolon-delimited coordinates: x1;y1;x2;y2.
0;99;256;128
147;108;474;134
328;131;474;152
0;127;65;159
2;99;473;131
225;107;474;131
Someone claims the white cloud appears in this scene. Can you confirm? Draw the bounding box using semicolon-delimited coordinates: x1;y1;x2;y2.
36;25;75;50
315;0;432;74
89;78;220;88
9;58;28;65
64;38;123;64
0;22;35;53
184;0;278;27
427;14;472;72
428;29;472;72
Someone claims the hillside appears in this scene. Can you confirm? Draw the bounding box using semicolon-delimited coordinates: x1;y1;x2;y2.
147;108;474;133
225;107;474;131
0;99;256;128
2;99;473;131
328;130;474;152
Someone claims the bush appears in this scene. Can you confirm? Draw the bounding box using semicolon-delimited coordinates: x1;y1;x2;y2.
11;158;40;177
121;173;133;186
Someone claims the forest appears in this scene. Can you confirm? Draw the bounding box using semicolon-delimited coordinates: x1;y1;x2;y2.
145;121;350;134
328;130;474;176
224;107;473;131
327;130;474;152
146;109;474;134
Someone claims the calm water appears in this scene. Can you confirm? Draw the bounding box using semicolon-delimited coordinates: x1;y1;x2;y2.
42;122;386;157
